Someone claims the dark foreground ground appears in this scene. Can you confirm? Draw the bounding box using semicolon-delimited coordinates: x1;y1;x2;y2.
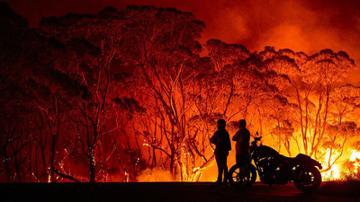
1;181;360;202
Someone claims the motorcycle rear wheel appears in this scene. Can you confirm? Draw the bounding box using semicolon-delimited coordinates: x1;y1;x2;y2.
294;166;321;192
229;164;257;187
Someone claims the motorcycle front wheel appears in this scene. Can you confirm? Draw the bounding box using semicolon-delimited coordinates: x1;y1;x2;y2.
229;163;257;187
294;166;321;192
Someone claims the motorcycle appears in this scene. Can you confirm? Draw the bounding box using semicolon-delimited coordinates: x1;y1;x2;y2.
228;135;322;192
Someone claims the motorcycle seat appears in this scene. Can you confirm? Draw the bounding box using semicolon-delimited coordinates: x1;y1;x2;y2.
280;154;294;161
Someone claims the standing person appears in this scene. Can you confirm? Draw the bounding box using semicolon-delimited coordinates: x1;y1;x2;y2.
210;119;231;184
232;119;250;166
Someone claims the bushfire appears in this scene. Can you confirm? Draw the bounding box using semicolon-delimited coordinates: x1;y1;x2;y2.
1;2;360;183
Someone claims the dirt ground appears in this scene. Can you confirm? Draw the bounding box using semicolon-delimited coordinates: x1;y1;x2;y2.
1;181;360;202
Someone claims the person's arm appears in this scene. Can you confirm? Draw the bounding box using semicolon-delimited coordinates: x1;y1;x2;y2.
210;132;218;144
226;132;231;151
232;131;239;141
246;130;251;143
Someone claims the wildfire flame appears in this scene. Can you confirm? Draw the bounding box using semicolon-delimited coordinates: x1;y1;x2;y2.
321;149;360;181
349;150;360;162
322;149;341;181
323;164;341;181
349;150;360;174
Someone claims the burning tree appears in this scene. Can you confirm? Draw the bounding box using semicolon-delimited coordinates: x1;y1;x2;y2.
115;6;216;181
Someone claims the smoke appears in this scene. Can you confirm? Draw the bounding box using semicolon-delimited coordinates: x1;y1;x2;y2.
7;0;360;80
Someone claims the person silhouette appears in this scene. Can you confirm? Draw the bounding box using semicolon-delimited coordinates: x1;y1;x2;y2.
210;119;231;184
232;119;250;166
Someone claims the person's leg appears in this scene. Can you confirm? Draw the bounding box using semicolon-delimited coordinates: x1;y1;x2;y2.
239;155;250;178
215;153;223;183
236;155;240;165
223;154;228;183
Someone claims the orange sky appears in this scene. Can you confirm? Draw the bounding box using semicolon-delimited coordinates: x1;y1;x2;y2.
7;0;360;83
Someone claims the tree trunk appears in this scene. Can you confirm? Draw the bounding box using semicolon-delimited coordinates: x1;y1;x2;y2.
49;133;56;182
88;145;96;182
